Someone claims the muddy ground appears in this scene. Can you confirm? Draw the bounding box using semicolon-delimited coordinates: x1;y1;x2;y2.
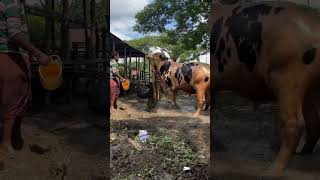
110;93;210;179
212;91;320;180
0;98;108;180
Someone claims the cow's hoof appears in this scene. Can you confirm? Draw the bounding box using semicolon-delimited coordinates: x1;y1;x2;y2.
0;144;13;160
174;105;180;109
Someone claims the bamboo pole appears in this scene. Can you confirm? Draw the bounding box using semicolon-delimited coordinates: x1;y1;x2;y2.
129;50;132;80
143;56;146;80
44;0;51;53
90;0;96;58
60;0;69;60
83;0;89;58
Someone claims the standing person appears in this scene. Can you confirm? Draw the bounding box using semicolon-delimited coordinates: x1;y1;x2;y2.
110;51;125;113
0;0;49;161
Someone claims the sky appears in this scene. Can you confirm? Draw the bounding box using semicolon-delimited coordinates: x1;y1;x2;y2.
110;0;148;40
110;0;210;64
110;0;320;65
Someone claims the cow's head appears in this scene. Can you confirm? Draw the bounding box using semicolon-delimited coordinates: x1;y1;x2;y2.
145;50;169;71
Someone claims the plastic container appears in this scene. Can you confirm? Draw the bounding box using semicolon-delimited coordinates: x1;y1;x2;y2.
138;130;148;143
38;55;63;90
121;79;130;91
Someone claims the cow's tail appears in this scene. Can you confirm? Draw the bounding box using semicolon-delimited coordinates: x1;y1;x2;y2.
297;44;320;154
204;72;211;111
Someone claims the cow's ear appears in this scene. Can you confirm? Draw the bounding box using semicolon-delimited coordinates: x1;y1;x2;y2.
159;53;165;61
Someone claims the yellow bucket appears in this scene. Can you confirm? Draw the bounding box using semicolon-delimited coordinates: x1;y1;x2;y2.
121;79;130;91
38;55;63;90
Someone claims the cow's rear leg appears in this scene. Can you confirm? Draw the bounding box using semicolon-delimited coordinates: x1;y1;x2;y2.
169;90;180;109
299;94;320;154
267;87;304;177
203;90;210;111
194;86;206;117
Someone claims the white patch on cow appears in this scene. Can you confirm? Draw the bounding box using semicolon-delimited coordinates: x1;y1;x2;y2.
292;18;312;34
150;47;171;59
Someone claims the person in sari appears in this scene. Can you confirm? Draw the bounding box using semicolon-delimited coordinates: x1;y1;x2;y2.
110;51;125;113
0;0;49;161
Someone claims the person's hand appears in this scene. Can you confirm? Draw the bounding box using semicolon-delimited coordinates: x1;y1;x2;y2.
120;77;126;82
35;52;50;66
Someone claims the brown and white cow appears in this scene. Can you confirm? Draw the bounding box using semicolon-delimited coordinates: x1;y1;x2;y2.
146;51;210;116
210;0;320;177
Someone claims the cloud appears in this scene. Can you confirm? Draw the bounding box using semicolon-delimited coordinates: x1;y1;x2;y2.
111;0;148;41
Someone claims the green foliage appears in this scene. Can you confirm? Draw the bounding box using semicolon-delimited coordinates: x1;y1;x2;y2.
27;15;45;47
134;0;211;51
127;34;202;62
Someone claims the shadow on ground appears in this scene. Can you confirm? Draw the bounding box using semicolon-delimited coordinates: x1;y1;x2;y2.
212;91;320;180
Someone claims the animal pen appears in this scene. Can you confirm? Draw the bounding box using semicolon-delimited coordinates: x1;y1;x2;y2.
25;0;111;113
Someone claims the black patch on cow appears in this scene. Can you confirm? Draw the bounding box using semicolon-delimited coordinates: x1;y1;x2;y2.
160;60;171;75
181;63;194;84
227;48;231;58
274;7;284;14
224;4;273;72
210;17;224;56
204;76;209;82
175;68;183;84
175;68;180;79
166;77;173;88
303;47;316;65
169;71;172;75
179;76;183;83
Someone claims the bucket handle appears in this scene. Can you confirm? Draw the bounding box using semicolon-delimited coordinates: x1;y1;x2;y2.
49;55;62;64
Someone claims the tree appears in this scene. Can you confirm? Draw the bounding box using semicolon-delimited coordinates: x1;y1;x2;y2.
134;0;212;56
127;34;203;62
27;15;45;47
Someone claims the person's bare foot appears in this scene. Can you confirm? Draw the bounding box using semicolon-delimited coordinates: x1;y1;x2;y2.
0;144;14;161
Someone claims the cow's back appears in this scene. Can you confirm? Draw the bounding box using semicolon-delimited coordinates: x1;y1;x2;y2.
210;1;320;94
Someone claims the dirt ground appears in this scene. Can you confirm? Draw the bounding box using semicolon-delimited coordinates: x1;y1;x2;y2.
0;98;108;180
212;91;320;180
110;93;210;179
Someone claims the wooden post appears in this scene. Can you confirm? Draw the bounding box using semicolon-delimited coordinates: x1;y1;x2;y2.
152;61;157;99
135;57;138;80
95;23;100;58
83;0;89;58
148;57;151;82
112;40;115;52
129;50;132;80
51;0;55;51
124;47;127;78
60;0;69;60
143;56;146;80
138;57;141;80
90;0;96;58
44;0;51;53
101;28;106;58
105;0;110;176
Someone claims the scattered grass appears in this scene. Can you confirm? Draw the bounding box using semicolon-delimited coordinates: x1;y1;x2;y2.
146;134;197;166
112;129;207;179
